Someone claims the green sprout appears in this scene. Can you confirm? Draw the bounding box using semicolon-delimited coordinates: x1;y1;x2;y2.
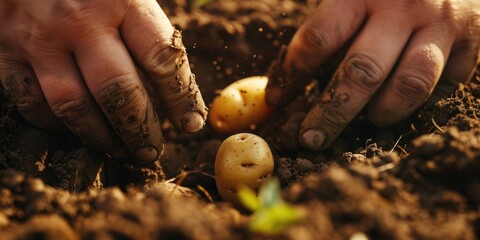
238;178;304;235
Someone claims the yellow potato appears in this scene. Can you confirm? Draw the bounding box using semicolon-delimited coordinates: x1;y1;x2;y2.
215;133;274;205
209;76;274;134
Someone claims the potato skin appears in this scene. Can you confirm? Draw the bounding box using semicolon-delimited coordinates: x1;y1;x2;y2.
215;133;274;205
209;76;274;134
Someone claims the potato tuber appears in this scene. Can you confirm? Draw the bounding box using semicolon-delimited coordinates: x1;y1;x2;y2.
215;133;274;205
209;76;274;134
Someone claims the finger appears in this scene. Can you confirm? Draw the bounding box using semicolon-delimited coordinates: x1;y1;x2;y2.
443;40;479;84
266;0;366;105
299;11;413;151
25;46;128;158
120;0;208;133
74;31;163;164
368;24;456;127
0;45;62;130
425;40;478;108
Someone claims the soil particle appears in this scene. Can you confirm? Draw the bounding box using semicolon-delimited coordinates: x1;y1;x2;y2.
170;28;187;52
410;134;446;157
398;126;480;201
422;82;480;130
42;148;103;192
102;158;165;189
0;168;242;240
275;157;326;187
283;165;475;239
0;168;25;189
8;215;77;240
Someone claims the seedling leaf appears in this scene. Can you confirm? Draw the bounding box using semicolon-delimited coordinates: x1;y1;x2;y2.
238;186;261;212
248;203;303;234
238;178;304;235
258;178;282;207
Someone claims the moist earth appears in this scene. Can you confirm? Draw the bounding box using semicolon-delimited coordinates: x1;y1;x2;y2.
1;0;480;239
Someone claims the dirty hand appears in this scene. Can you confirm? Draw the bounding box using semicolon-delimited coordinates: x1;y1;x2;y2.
0;0;207;163
266;0;480;151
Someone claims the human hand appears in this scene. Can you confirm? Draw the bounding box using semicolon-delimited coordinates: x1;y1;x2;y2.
0;0;207;163
266;0;480;151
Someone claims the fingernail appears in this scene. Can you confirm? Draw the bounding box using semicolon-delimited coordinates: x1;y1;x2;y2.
300;129;326;151
182;111;205;133
135;146;159;163
265;86;284;105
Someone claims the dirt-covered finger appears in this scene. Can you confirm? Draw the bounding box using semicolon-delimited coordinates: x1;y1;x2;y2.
0;46;61;130
121;0;207;133
26;49;128;159
75;32;163;164
368;25;456;127
266;0;366;105
298;11;412;151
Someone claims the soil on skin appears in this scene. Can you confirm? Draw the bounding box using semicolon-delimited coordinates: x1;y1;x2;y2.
1;0;480;239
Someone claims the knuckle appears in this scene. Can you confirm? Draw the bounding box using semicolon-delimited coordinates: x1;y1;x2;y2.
97;74;150;135
16;97;62;130
97;74;161;150
298;23;333;57
403;0;423;9
141;42;178;79
318;107;349;135
51;0;80;18
48;0;90;27
15;94;45;114
395;73;434;106
393;52;438;107
50;96;90;124
21;28;56;56
98;74;144;114
1;75;45;116
16;95;47;121
343;53;385;93
0;45;12;60
0;53;24;75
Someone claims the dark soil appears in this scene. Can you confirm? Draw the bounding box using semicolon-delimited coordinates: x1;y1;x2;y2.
1;0;480;239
